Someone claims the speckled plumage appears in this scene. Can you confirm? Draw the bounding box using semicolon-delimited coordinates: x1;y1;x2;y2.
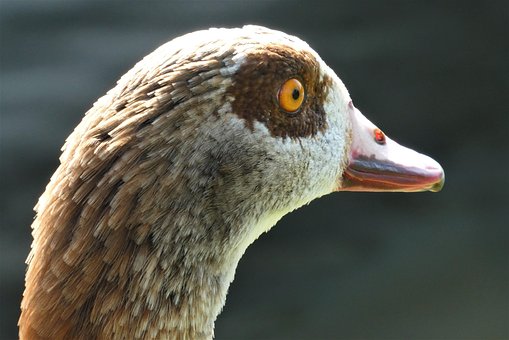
19;26;352;339
19;25;443;340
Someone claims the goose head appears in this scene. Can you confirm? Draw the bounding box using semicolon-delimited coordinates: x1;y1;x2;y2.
20;25;444;339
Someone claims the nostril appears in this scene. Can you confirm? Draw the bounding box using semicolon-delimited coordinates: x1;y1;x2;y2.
374;128;386;145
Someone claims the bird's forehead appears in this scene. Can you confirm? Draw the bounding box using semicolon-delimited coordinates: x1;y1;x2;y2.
231;25;315;51
224;25;324;76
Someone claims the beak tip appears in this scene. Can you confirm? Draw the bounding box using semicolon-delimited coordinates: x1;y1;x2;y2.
429;177;445;192
428;169;445;192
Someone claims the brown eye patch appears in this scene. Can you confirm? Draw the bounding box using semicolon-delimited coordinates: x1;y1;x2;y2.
229;45;331;139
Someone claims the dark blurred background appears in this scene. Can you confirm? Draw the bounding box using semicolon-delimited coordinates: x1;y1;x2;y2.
1;1;507;339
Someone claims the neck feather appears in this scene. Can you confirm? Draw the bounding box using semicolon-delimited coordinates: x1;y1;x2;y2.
19;131;272;339
20;185;263;339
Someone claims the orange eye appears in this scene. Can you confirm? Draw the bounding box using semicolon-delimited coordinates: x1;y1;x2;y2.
278;78;305;113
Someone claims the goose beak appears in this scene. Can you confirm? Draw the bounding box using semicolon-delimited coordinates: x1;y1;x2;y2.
338;104;445;192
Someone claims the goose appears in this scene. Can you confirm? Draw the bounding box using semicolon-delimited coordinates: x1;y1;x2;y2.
19;25;444;339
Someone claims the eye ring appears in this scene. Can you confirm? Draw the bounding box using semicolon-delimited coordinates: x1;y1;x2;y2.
278;78;305;113
374;128;386;145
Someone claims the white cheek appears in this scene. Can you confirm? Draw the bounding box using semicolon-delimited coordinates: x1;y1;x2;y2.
250;122;346;208
297;127;346;199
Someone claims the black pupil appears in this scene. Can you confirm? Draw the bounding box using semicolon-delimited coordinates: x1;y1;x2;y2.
292;88;300;100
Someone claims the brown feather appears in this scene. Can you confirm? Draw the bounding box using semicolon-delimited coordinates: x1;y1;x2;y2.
20;26;335;339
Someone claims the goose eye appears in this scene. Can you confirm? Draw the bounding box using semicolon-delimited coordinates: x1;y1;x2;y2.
278;78;304;113
374;128;386;145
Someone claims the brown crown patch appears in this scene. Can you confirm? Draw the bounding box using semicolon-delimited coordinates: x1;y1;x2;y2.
229;44;332;139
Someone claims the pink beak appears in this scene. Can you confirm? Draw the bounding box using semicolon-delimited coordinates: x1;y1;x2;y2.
338;103;445;192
